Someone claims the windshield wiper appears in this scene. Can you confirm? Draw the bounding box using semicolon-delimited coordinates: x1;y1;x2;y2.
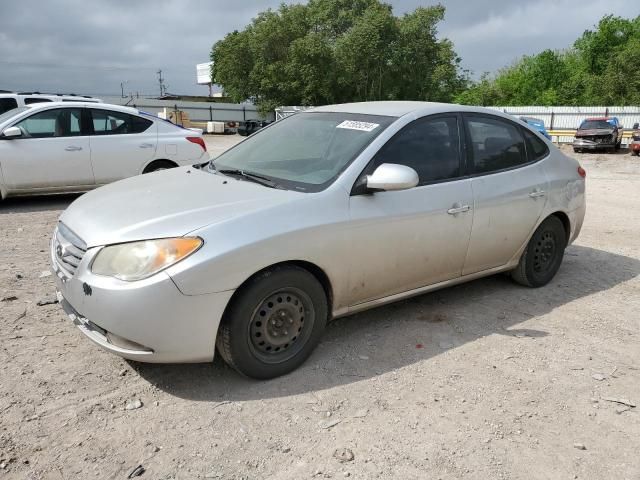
216;168;278;189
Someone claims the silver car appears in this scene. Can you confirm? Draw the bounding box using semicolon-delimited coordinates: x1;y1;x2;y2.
51;101;586;379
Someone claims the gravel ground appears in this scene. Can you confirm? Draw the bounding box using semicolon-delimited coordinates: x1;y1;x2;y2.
0;140;639;480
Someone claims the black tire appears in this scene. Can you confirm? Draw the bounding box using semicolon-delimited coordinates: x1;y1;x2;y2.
511;216;567;288
216;265;328;379
143;160;177;173
615;140;621;151
573;148;579;153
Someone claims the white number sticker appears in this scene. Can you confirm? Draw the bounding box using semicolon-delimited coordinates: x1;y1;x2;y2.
336;120;380;132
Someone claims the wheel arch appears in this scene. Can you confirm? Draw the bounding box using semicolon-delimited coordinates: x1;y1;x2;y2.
549;210;571;245
142;159;178;174
221;260;335;322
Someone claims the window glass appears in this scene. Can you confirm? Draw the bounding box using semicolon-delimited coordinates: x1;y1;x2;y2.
523;128;549;162
213;112;394;191
466;116;527;174
24;98;52;105
15;108;82;138
370;116;461;185
90;110;152;135
91;109;131;135
130;115;153;133
0;98;18;115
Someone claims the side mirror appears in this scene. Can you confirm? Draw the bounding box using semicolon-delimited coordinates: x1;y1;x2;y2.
2;126;22;139
366;163;419;192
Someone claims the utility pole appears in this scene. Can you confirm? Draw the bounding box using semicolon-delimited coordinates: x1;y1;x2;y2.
120;80;129;98
157;69;166;97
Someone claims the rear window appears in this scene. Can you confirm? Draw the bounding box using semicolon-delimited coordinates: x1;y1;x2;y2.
0;98;18;115
523;128;549;162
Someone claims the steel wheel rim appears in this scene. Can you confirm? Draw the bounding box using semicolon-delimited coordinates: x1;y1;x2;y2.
533;230;557;273
248;287;315;364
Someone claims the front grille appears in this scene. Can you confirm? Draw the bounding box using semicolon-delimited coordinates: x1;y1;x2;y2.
53;223;87;278
593;135;611;144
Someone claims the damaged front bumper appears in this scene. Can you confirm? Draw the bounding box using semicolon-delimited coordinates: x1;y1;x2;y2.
573;138;615;150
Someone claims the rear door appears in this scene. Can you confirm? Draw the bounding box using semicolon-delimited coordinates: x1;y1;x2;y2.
88;109;157;184
462;114;549;275
0;107;94;189
347;114;474;305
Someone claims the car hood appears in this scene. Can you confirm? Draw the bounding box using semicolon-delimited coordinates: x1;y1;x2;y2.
59;166;302;247
575;128;614;137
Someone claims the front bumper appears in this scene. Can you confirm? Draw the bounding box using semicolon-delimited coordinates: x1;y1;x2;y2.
52;239;234;363
573;138;614;150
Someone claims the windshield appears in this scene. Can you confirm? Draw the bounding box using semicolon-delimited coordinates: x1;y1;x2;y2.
211;112;395;192
580;120;613;130
0;107;29;125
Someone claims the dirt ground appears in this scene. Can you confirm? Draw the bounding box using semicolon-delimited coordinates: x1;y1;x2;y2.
1;139;639;480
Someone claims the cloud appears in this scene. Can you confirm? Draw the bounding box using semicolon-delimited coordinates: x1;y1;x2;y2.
0;0;636;95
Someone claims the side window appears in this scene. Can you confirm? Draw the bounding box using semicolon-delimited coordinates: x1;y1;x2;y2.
522;128;549;162
0;98;18;115
130;115;153;133
91;109;131;135
90;110;152;135
24;98;53;105
465;115;527;174
14;108;82;138
370;116;461;185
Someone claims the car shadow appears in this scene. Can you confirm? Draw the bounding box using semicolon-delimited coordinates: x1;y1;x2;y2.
0;193;80;214
133;244;640;401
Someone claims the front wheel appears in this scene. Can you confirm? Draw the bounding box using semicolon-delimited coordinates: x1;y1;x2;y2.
511;216;567;288
216;266;328;379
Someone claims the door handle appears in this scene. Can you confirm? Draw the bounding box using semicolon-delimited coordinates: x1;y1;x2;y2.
529;189;546;198
139;143;154;149
65;146;82;152
447;204;470;215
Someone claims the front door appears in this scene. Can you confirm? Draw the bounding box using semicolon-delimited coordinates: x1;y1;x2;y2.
0;107;94;190
347;114;474;305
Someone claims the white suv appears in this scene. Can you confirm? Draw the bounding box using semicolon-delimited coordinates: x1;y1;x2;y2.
0;102;208;199
0;92;103;115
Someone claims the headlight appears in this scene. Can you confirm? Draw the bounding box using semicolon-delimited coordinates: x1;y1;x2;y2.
91;237;203;281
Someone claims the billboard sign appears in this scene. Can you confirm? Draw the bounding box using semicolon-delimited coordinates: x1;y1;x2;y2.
196;62;213;85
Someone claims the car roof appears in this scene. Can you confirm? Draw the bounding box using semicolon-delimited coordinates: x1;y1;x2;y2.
308;101;498;118
23;101;139;114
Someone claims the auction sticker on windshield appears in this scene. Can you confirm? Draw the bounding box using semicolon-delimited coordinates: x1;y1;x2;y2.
336;120;380;132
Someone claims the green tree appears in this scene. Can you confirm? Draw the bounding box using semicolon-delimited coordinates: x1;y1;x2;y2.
456;14;640;106
211;1;467;112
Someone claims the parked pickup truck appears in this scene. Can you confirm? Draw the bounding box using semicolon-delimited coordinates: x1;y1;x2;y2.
573;117;623;152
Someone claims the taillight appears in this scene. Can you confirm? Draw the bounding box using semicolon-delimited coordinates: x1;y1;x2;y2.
186;136;207;152
577;166;586;178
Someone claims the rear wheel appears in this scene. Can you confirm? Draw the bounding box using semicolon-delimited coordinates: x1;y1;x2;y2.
216;266;328;379
511;216;567;288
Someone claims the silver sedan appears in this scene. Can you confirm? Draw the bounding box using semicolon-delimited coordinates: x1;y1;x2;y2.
51;101;586;379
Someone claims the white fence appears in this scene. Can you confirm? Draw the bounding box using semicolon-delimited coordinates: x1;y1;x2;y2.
490;106;640;144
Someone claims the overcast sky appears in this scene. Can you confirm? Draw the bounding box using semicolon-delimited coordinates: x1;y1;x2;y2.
0;0;636;97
